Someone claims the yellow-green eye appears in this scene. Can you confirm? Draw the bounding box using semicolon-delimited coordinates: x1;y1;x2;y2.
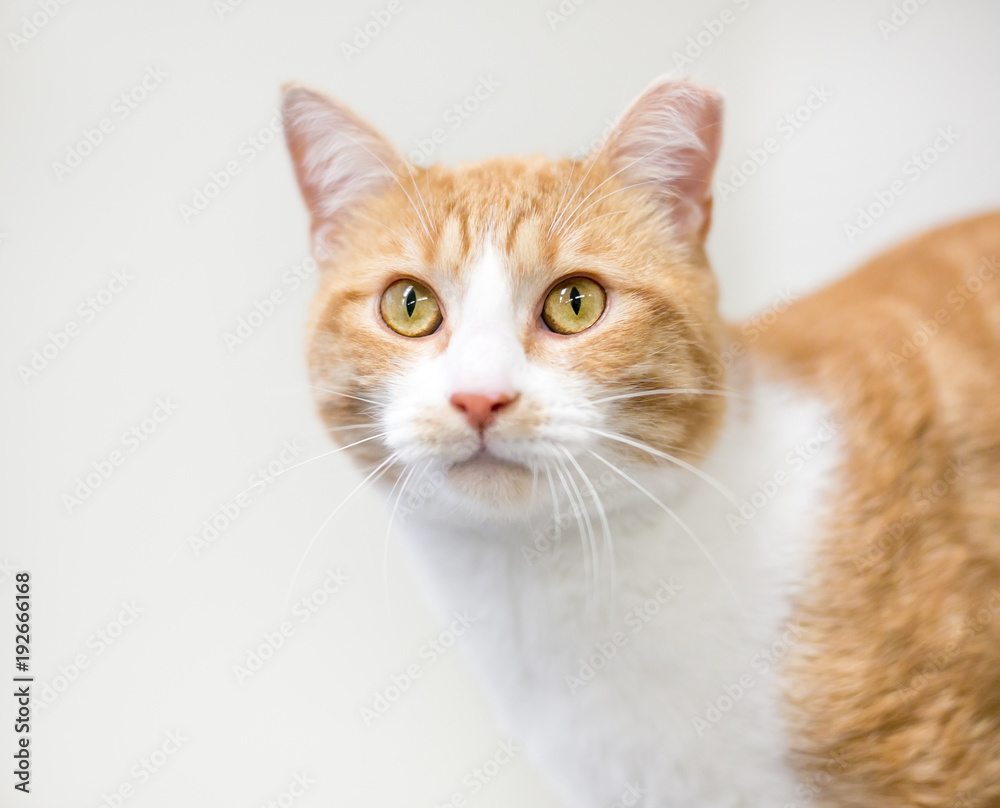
542;277;606;335
380;279;442;337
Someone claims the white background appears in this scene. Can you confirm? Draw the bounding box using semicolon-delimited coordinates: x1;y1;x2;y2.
2;0;999;805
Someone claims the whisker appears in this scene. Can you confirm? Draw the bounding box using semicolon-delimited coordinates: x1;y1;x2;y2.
549;150;603;238
562;447;616;617
550;451;593;603
407;457;433;496
552;138;674;237
309;385;384;407
382;461;421;617
224;433;387;507
544;461;561;527
350;211;410;242
339;131;432;238
424;168;432;221
554;449;600;609
585;427;740;506
578;210;631;224
283;453;398;609
549;90;642;239
403;160;436;234
558;178;662;235
589;389;749;406
262;382;380;397
587;450;747;618
546;158;582;239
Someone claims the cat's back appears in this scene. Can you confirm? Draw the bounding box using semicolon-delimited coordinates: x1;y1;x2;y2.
748;211;1000;807
754;210;1000;390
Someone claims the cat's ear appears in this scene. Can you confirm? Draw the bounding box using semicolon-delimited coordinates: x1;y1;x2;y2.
282;85;404;250
599;76;722;243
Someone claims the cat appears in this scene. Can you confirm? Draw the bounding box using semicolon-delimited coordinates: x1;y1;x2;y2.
281;75;1000;807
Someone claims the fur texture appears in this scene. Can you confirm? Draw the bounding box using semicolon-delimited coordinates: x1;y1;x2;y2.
282;76;1000;807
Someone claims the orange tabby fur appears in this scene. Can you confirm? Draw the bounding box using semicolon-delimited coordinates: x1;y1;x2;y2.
751;213;1000;808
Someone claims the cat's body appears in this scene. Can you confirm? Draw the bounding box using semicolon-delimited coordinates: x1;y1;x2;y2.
282;76;1000;807
753;213;1000;807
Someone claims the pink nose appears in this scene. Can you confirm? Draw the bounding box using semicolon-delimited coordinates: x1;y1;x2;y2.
449;392;518;431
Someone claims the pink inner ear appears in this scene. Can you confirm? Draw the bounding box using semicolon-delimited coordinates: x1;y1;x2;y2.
282;87;404;245
602;77;723;242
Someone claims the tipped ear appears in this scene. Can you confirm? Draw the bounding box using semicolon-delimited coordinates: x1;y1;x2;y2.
282;85;403;248
599;76;722;242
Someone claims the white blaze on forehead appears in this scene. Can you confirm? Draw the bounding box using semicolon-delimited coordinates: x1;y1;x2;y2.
445;243;525;397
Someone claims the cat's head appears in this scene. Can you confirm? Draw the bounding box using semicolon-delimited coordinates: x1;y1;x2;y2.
283;77;727;520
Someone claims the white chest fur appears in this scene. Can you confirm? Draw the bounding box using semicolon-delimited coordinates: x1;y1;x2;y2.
398;372;841;808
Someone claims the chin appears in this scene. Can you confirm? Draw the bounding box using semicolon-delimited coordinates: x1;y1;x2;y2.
444;453;536;518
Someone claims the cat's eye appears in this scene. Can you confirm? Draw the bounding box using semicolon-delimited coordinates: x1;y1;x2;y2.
380;279;443;337
541;277;606;335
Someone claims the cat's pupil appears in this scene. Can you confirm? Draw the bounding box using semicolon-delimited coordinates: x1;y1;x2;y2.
570;286;582;315
405;286;417;317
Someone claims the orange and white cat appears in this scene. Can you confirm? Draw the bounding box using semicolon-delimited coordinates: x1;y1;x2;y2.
282;76;1000;807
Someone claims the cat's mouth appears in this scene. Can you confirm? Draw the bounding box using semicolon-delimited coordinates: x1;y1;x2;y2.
451;449;526;472
445;449;534;510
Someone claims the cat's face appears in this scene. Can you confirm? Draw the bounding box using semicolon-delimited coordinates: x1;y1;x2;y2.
284;78;727;518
